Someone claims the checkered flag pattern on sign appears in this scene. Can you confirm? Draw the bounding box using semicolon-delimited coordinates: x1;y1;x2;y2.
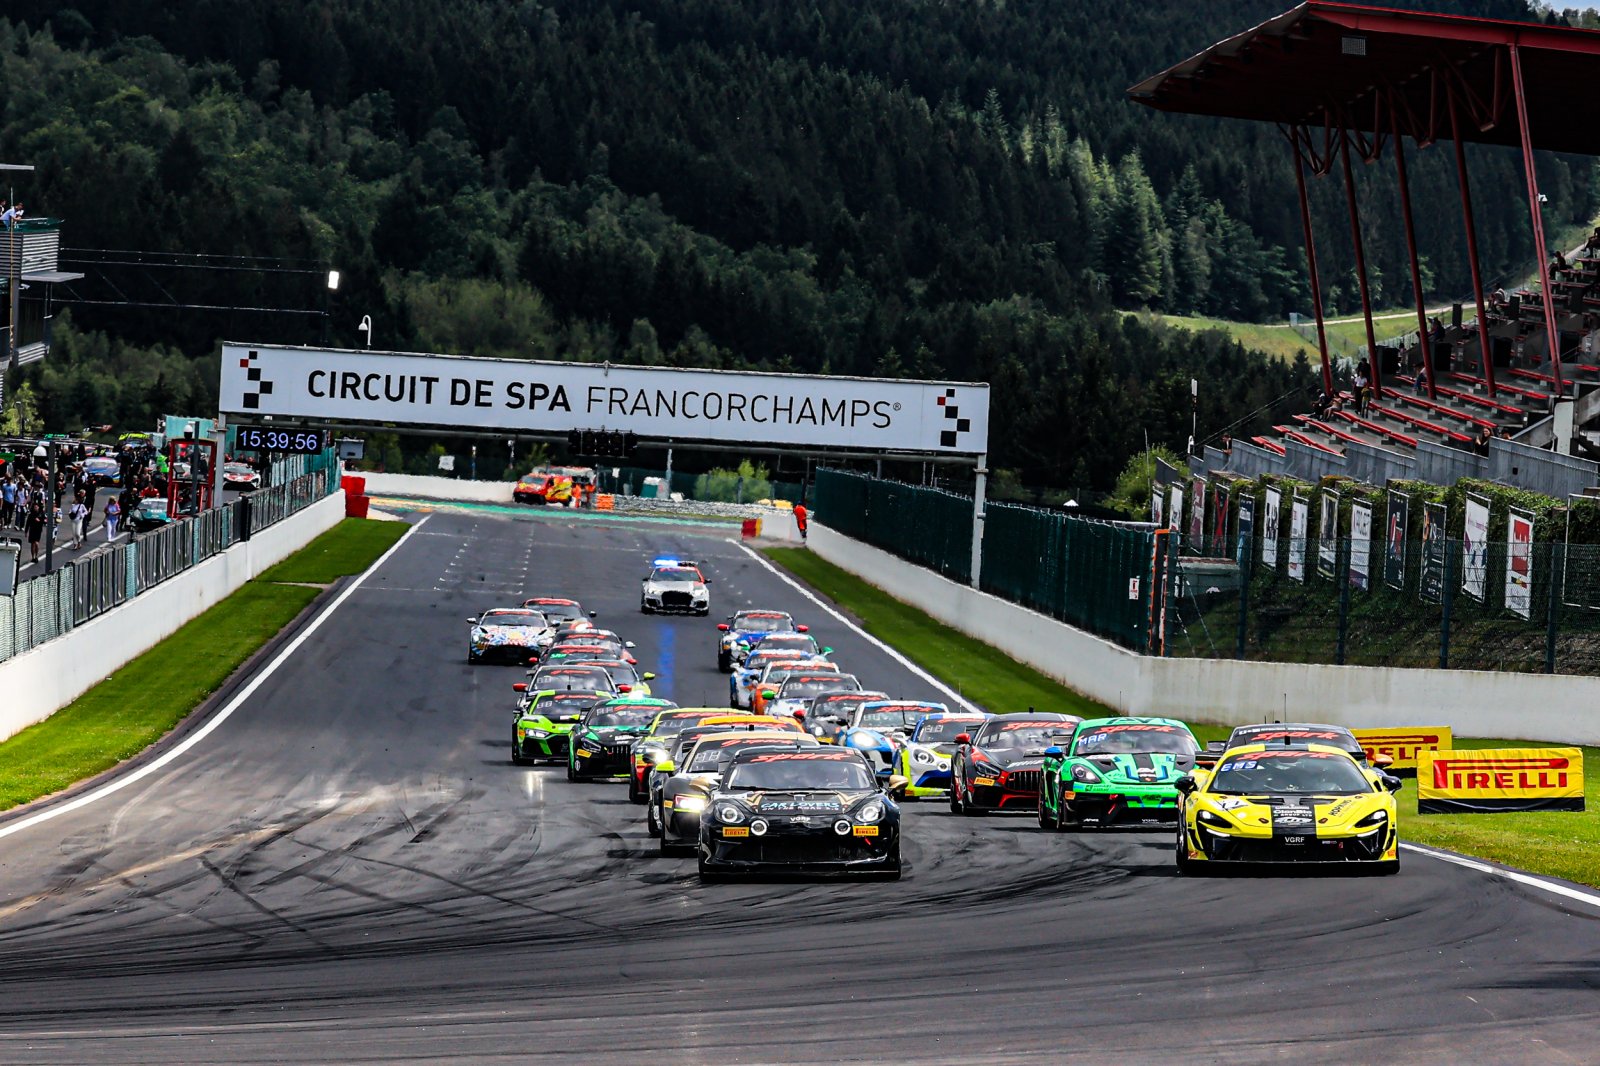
936;388;971;448
238;349;275;410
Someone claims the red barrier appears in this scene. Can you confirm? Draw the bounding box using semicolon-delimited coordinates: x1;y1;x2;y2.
741;518;759;539
346;494;370;519
340;475;367;497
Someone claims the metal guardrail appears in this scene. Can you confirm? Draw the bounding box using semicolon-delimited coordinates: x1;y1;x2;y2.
1;451;338;665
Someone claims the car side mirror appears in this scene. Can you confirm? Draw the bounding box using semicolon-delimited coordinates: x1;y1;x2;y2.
797;625;809;633
1381;775;1403;793
760;689;777;700
625;640;637;648
467;617;478;624
887;775;909;799
642;672;656;681
793;709;807;721
617;684;632;693
1044;746;1063;757
1175;775;1197;795
821;646;833;655
589;611;598;618
1372;753;1395;769
512;683;527;692
717;623;730;631
953;733;972;746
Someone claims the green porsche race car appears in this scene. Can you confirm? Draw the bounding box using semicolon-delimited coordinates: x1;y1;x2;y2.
1038;716;1201;830
511;689;608;764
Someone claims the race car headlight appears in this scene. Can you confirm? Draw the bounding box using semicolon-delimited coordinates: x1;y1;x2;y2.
1354;810;1389;828
855;801;885;824
675;795;707;813
1070;763;1103;784
1197;810;1231;828
518;726;549;739
637;747;664;765
910;747;938;766
715;804;745;824
749;819;769;837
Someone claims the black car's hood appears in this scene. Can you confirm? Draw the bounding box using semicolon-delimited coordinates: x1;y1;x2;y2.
726;789;878;814
981;747;1049;770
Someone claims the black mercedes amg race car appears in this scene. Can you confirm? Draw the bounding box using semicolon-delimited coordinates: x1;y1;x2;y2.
697;748;901;880
949;712;1080;814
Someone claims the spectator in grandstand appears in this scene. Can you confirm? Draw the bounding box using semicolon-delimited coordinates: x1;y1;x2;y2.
1551;249;1569;274
1413;362;1429;395
1474;424;1493;456
1352;364;1370;412
0;202;22;230
1585;227;1600;253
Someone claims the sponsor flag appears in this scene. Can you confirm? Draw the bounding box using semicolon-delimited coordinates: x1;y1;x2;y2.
1506;509;1534;619
1190;477;1207;550
1318;492;1339;579
1420;502;1447;604
1237;495;1256;565
1262;488;1281;568
1418;748;1584;813
1170;485;1184;548
1288;495;1308;582
1385;491;1409;590
1350;501;1372;592
1463;494;1490;602
1151;489;1165;528
1212;484;1228;553
1351;726;1453;771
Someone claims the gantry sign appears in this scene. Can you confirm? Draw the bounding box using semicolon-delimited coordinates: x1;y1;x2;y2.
218;344;990;458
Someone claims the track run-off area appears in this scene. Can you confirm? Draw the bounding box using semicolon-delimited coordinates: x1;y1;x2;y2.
0;507;1597;1064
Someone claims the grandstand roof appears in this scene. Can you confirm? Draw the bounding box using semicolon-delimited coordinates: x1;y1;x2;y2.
1128;2;1600;156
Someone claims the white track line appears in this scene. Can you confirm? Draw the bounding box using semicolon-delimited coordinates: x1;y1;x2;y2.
0;516;429;842
731;540;978;713
1400;842;1600;910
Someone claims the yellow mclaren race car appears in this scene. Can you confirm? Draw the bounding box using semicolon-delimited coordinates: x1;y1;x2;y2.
1175;742;1401;875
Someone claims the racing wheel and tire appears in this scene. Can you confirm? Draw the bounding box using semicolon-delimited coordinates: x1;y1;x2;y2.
697;860;732;882
640;601;653;614
717;651;731;672
1374;857;1400;876
566;761;578;782
1037;796;1058;830
511;741;527;767
628;776;646;804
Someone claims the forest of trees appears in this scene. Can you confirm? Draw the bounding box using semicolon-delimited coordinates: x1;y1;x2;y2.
2;0;1596;491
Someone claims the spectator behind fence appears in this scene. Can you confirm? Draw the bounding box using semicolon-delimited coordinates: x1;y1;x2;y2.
0;202;20;229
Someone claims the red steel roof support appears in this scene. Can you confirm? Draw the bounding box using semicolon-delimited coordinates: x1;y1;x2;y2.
1390;92;1436;401
1289;132;1336;399
1446;81;1496;399
1508;43;1566;394
1338;130;1381;393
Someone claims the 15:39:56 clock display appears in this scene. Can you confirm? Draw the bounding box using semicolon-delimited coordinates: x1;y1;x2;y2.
233;425;324;453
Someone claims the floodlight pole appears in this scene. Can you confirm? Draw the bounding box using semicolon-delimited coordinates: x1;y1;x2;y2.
1390;96;1436;401
1289;138;1335;398
970;454;987;589
1508;43;1566;394
1337;132;1381;393
1446;86;1496;399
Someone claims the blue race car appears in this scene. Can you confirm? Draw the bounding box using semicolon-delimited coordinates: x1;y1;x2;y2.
892;710;994;798
838;700;948;780
716;609;805;671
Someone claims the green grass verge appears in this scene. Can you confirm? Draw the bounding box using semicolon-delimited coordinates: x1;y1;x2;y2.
764;546;1600;888
256;519;408;583
763;548;1111;718
0;517;408;813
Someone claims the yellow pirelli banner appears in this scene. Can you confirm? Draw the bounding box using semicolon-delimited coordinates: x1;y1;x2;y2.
1350;727;1453;771
1418;748;1585;814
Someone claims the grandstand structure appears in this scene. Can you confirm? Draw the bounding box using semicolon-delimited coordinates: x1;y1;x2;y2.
1131;1;1600;496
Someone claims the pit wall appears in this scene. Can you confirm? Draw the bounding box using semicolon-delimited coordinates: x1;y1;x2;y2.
806;521;1600;744
0;490;347;743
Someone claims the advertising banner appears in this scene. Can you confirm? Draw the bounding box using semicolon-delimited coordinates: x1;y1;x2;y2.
1288;495;1308;582
1351;726;1454;771
1418;748;1584;813
1317;491;1339;579
219;344;991;455
1350;501;1372;592
1463;494;1490;602
1151;489;1165;528
1237;495;1256;565
1170;485;1185;549
1420;502;1447;604
1385;491;1409;590
1262;487;1281;568
1506;508;1534;619
1190;477;1207;551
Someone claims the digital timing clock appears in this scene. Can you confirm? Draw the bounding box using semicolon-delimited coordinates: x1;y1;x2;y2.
233;425;326;454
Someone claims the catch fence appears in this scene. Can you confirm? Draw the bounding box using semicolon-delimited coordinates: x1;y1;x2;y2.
3;449;339;664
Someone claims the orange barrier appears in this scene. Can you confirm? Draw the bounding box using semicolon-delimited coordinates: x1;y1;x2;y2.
595;494;614;511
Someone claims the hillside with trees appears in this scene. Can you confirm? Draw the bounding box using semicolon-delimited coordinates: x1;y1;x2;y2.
1;0;1594;491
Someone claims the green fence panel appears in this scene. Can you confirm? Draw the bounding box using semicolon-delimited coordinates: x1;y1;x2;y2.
814;468;971;582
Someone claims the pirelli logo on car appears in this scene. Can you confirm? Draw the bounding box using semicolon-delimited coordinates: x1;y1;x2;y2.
1418;749;1584;814
1351;727;1453;770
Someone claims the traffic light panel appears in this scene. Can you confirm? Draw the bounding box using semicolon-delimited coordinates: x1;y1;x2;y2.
568;429;639;457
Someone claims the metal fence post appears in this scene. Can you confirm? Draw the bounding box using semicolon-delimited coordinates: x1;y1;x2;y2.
1335;537;1351;666
1439;544;1455;670
1235;531;1250;659
1163;527;1178;657
1545;542;1564;675
239;495;253;542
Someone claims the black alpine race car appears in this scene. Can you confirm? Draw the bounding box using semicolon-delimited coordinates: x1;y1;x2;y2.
697;748;901;879
948;712;1080;815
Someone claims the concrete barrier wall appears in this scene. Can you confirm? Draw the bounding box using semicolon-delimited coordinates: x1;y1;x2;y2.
0;491;347;743
363;472;517;503
808;520;1600;743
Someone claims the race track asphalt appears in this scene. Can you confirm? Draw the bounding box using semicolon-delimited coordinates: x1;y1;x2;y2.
0;507;1597;1064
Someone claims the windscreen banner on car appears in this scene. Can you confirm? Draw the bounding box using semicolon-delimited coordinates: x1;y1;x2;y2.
1351;727;1453;771
1418;748;1583;813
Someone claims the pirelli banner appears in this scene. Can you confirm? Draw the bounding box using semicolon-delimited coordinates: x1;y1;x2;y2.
1418;749;1585;813
219;344;991;455
1351;727;1453;772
